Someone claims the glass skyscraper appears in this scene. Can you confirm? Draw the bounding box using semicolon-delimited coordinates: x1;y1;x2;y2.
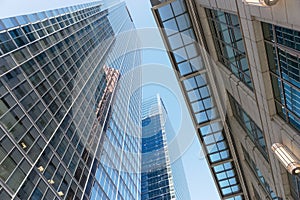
0;1;142;200
141;95;190;200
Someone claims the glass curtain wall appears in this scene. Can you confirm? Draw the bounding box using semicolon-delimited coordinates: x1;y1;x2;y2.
0;2;142;200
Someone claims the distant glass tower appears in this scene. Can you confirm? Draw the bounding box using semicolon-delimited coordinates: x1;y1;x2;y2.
0;1;142;200
141;94;190;200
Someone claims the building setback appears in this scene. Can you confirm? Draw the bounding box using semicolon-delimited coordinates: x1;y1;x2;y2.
141;94;190;200
0;1;142;200
151;0;300;199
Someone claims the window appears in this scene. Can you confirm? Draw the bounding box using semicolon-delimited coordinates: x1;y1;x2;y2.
242;146;280;199
2;68;25;89
262;22;300;131
0;32;17;54
9;28;29;47
200;122;231;163
0;93;15;117
0;54;17;74
288;173;300;199
12;47;31;64
0;189;11;199
228;93;268;160
28;41;42;55
21;59;39;76
28;136;46;162
21;91;39;111
1;18;18;29
12;81;32;100
7;166;26;192
184;74;218;124
206;9;253;90
156;0;203;77
213;161;241;196
22;24;39;42
17;170;40;199
0;153;17;181
35;52;49;67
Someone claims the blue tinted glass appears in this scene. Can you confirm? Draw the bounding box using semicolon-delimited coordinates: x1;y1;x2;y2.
195;75;207;87
210;153;221;162
1;18;18;29
28;14;39;22
0;21;5;31
183;77;197;90
264;23;300;131
178;61;192;75
181;28;195;45
9;28;24;38
37;12;47;20
289;113;300;130
163;19;178;35
16;16;29;25
176;13;191;31
158;4;173;21
45;10;54;18
31;188;43;199
58;8;64;15
69;7;75;12
187;90;200;102
142;117;151;127
0;32;11;43
173;47;187;63
168;33;183;50
171;0;186;16
196;111;208;123
185;43;198;59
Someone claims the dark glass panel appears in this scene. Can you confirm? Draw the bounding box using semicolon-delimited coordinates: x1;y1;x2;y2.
0;55;17;74
12;47;31;64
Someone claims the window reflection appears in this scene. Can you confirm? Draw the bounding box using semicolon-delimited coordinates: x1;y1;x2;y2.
228;93;268;160
242;146;279;199
206;9;253;90
263;22;300;131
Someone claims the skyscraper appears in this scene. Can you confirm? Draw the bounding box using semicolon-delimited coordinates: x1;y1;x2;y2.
0;1;142;200
151;0;300;199
141;94;190;200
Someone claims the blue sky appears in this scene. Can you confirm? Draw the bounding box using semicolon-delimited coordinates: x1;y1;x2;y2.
0;0;220;199
124;1;220;199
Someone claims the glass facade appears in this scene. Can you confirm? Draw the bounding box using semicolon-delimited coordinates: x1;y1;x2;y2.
163;111;191;200
0;1;142;200
206;9;253;90
228;93;268;160
141;95;190;200
151;1;247;199
141;96;175;200
262;22;300;132
242;146;280;200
